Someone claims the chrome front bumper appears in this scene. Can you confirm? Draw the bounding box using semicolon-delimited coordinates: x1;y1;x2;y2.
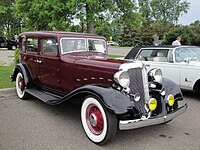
119;103;188;130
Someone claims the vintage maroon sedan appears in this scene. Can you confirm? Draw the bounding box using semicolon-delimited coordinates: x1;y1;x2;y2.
11;31;187;145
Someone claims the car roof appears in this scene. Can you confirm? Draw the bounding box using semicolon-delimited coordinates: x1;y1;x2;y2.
19;31;106;40
125;45;198;59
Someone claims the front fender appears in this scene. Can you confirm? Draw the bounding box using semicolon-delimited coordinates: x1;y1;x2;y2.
59;85;133;115
162;78;183;100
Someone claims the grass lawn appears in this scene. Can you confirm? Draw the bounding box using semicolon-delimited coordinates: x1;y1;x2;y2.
0;65;15;89
108;54;125;58
109;45;133;49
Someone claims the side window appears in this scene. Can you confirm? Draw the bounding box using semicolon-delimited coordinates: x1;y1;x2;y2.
136;49;154;61
61;38;86;53
27;38;38;53
41;38;58;56
153;50;169;62
19;37;26;51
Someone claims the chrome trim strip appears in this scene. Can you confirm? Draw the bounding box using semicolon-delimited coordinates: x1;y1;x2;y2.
119;62;143;71
119;103;188;130
141;65;149;102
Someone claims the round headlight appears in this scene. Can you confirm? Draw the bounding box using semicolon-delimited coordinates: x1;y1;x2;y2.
149;68;163;83
148;98;157;111
114;70;130;88
167;94;175;106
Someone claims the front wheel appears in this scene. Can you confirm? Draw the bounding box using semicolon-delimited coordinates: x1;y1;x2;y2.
16;72;29;99
81;96;117;145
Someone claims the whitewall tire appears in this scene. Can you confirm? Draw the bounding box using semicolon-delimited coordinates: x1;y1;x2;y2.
16;72;29;99
81;96;117;145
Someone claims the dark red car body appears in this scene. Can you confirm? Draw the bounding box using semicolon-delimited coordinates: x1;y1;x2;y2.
18;32;123;93
11;31;187;145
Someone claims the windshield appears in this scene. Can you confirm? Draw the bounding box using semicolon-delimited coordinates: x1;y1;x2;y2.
60;38;106;54
88;39;106;53
175;47;200;62
61;38;87;54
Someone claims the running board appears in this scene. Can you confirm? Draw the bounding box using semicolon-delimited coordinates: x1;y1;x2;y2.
26;88;62;105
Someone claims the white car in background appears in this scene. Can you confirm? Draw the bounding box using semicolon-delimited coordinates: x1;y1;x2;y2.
107;41;119;46
125;45;200;92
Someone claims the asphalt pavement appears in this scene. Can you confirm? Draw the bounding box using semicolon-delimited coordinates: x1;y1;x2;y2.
0;88;200;150
108;47;132;56
0;49;14;66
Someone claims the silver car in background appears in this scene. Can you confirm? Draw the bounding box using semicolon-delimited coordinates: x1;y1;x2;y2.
125;45;200;93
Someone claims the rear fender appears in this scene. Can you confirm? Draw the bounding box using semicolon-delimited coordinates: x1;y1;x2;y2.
11;63;32;86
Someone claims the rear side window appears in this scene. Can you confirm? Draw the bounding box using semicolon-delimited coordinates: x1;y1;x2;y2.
27;38;38;53
41;38;58;56
19;37;26;52
137;49;169;62
136;49;154;61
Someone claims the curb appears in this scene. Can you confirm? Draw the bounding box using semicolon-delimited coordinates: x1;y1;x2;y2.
0;87;15;93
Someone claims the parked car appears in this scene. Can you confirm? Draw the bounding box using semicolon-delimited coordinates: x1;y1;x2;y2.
125;45;200;93
107;41;119;46
11;32;187;145
0;36;18;50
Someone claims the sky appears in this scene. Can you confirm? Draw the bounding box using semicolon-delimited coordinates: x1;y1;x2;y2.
178;0;200;25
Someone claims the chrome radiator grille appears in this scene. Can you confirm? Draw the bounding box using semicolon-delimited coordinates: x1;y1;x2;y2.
128;67;149;115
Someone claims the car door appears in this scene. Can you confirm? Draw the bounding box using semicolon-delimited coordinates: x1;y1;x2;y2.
136;48;180;86
175;47;200;90
23;37;40;84
38;37;61;90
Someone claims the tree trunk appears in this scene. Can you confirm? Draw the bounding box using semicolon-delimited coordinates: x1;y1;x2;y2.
87;22;94;33
86;3;94;33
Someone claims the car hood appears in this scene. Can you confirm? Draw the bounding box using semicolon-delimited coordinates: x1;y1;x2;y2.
75;55;126;74
188;61;200;66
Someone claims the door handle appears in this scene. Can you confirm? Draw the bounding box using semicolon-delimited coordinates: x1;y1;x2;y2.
37;60;42;64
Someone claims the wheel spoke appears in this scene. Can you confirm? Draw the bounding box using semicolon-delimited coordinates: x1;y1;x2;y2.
86;104;104;135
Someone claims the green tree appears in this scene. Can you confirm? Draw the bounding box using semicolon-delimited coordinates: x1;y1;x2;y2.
0;0;19;38
13;0;75;31
139;0;190;25
138;0;152;24
163;25;200;46
190;20;200;26
150;0;190;24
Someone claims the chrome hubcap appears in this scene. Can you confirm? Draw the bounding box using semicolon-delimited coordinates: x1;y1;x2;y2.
89;113;97;126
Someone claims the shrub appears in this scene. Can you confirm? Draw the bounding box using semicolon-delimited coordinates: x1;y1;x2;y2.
14;48;19;65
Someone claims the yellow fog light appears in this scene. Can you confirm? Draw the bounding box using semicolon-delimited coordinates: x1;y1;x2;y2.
148;98;157;111
167;94;175;106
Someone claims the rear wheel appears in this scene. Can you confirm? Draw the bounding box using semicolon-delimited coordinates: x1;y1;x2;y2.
81;96;117;145
16;72;29;99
